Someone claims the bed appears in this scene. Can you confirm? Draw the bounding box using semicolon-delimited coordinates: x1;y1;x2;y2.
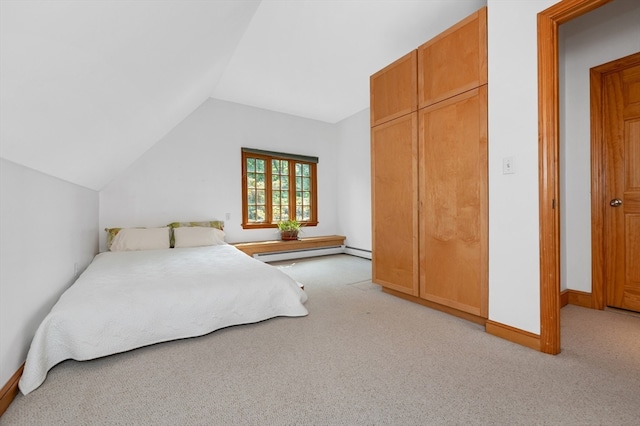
18;225;308;395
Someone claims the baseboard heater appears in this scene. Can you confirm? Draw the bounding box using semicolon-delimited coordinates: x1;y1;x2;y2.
344;246;372;260
254;245;345;262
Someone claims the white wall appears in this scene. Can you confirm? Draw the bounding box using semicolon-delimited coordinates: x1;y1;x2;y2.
0;158;98;386
336;108;372;254
559;0;640;293
100;98;340;249
487;0;557;334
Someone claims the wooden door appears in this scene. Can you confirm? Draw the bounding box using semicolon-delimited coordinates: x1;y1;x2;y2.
418;86;488;317
371;113;419;296
370;50;417;127
417;7;486;109
604;61;640;312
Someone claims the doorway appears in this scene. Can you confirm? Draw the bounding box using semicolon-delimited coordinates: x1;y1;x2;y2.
539;0;639;354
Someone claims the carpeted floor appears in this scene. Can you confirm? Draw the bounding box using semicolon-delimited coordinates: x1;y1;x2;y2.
2;254;639;425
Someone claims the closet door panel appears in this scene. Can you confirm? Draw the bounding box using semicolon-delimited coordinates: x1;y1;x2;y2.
419;86;488;317
371;113;419;296
418;7;487;109
370;50;418;127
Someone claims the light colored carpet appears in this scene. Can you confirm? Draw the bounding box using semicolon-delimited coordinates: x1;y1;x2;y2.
2;254;639;425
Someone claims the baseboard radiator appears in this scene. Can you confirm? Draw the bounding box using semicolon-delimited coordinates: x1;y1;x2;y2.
254;245;345;262
344;246;372;260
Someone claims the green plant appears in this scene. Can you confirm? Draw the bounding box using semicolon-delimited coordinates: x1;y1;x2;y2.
277;219;303;240
277;219;301;232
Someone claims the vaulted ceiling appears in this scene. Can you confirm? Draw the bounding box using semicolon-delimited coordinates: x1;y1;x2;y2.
0;0;486;190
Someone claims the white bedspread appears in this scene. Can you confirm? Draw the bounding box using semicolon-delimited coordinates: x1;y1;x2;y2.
19;244;308;395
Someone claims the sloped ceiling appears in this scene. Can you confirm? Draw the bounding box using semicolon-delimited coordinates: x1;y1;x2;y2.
0;0;485;190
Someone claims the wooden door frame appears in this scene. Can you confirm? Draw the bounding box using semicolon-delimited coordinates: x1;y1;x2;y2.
537;0;612;354
590;52;640;310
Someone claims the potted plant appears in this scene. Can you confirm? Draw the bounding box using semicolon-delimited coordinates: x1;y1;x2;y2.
277;219;302;241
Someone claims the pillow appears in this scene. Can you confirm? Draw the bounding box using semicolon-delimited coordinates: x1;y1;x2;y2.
167;220;224;230
167;221;224;247
105;227;124;251
173;226;226;248
109;227;170;252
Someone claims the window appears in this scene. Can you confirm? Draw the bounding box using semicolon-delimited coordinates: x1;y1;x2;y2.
241;148;318;229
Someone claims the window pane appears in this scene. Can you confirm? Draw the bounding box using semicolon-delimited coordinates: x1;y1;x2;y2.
272;159;279;174
257;206;266;222
296;191;302;204
248;206;256;221
247;172;255;187
303;177;310;191
272;191;280;204
303;164;310;177
281;161;288;174
303;191;310;204
247;158;255;173
296;206;302;218
295;163;301;176
282;207;289;220
296;177;302;190
272;174;280;190
281;176;289;190
272;206;281;222
256;173;265;189
282;190;289;204
257;190;265;204
303;206;311;220
256;159;265;173
248;189;256;204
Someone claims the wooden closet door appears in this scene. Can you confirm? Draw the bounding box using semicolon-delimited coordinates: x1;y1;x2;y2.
371;113;419;296
418;7;487;109
419;86;488;317
370;50;417;127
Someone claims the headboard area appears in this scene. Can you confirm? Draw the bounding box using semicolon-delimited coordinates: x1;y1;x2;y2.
105;220;225;251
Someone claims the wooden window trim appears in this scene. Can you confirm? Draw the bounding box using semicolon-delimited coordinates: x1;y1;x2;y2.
241;150;318;229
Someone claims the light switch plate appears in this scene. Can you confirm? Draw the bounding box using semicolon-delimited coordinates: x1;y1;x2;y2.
503;157;515;174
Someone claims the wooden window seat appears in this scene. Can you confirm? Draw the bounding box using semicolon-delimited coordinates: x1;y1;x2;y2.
233;235;346;258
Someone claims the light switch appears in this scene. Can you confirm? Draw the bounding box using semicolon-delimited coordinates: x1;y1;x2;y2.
503;157;515;174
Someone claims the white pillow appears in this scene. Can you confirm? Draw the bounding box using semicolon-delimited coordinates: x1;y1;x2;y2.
109;227;170;251
173;226;226;248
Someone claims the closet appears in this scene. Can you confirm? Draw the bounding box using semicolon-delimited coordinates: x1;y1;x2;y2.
370;7;487;321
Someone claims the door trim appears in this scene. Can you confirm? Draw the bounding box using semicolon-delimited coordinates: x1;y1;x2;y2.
537;0;612;355
590;52;640;310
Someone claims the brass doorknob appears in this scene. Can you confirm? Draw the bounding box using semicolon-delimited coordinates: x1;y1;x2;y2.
610;198;623;207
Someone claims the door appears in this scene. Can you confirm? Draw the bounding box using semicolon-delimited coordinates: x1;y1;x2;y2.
418;86;488;317
603;60;640;312
371;113;419;296
417;7;486;109
370;50;417;127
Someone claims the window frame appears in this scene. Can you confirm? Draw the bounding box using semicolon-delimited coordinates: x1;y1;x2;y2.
241;149;318;229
